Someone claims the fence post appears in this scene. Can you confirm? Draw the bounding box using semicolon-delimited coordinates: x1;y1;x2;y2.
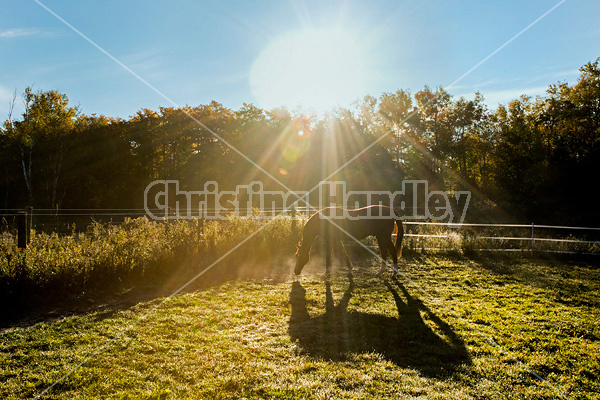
25;206;33;243
201;214;205;235
17;211;28;249
55;204;59;233
197;207;205;241
290;205;299;248
290;205;297;232
165;206;171;224
531;223;535;252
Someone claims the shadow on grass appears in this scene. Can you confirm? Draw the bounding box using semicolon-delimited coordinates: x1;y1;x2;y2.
288;277;471;378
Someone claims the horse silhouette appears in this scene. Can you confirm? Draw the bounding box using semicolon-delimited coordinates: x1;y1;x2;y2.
294;205;404;277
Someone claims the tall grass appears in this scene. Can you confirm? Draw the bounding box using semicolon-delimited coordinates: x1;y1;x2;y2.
0;216;296;304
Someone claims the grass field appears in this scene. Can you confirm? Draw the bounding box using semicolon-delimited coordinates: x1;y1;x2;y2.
1;253;599;399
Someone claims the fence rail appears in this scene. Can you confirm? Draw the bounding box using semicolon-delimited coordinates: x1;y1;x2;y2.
2;208;600;254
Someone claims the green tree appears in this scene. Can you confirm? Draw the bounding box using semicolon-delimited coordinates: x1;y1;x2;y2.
2;87;80;207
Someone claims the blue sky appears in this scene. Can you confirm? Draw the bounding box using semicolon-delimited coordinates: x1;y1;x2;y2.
1;0;599;119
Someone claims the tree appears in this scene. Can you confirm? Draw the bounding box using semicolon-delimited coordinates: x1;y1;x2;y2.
2;87;80;207
377;89;418;167
414;86;452;164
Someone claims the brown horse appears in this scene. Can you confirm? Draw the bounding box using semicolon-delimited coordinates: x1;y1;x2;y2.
294;205;404;277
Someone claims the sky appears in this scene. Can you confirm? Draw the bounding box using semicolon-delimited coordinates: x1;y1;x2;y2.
1;0;599;119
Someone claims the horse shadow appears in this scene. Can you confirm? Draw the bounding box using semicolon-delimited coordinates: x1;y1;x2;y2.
288;278;471;377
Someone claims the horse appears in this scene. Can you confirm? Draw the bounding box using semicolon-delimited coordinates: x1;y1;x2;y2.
294;205;404;278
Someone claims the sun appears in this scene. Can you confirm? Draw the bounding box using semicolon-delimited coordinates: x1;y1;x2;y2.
250;28;370;112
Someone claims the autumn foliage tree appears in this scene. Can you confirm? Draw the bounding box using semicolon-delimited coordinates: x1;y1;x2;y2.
1;58;599;225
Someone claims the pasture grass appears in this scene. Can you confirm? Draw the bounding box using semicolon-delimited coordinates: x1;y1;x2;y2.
1;253;599;399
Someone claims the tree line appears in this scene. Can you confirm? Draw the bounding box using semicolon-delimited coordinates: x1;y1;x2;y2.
1;58;599;225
